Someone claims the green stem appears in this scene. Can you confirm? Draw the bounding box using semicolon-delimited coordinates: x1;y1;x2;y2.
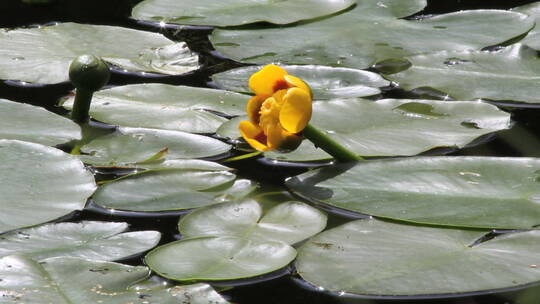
303;123;363;162
71;88;93;123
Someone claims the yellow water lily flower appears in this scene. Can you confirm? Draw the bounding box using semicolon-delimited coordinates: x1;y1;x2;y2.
239;65;312;152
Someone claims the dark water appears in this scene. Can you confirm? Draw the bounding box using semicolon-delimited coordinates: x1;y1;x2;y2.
2;0;540;303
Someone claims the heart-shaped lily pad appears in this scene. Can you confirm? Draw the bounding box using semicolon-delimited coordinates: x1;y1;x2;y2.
220;98;511;161
211;65;389;99
513;3;540;50
0;255;230;303
0;98;80;146
287;156;540;229
132;0;356;26
179;192;327;244
78;127;231;167
386;44;540;104
0;22;198;84
92;160;256;211
145;236;296;282
0;140;96;234
0;221;160;261
62;84;247;133
296;219;540;296
211;0;532;69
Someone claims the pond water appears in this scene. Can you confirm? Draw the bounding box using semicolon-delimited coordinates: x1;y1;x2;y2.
2;0;540;303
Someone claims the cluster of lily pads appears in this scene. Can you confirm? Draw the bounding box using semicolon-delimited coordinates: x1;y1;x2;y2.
4;0;540;302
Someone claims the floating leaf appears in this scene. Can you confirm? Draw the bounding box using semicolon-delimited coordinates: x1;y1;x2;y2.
179;192;327;244
287;157;540;229
132;0;356;26
513;3;540;50
386;44;540;104
220;98;511;161
0;22;198;84
0;255;230;303
0;221;160;261
0;140;95;234
145;236;296;282
78;127;230;167
0;98;80;146
62;84;247;133
92;160;256;211
211;1;532;69
296;219;540;296
211;65;389;99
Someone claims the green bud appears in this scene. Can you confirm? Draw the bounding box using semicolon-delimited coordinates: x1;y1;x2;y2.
69;55;110;91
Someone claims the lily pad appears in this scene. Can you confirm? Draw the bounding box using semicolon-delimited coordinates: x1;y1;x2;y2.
78;127;231;167
179;192;327;244
287;157;540;229
62;84;247;133
0;99;80;146
211;0;532;69
220;98;511;161
513;3;540;50
211;65;389;99
0;22;198;84
296;219;540;296
0;255;230;303
92;160;256;211
145;236;296;282
0;221;160;261
386;44;540;104
132;0;356;26
0;140;96;234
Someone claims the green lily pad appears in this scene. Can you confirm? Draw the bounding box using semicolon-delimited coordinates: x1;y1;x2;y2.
62;84;247;133
78;127;231;167
132;0;356;26
0;140;96;234
0;98;80;146
296;219;540;296
0;255;230;303
92;160;256;211
0;22;198;84
386;44;540;104
513;3;540;50
220;98;511;161
145;236;296;282
179;192;327;244
211;65;389;99
0;221;160;261
211;1;532;69
287;156;540;229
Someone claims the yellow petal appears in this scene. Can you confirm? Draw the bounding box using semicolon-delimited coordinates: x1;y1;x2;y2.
248;64;288;97
276;132;303;152
279;87;312;134
284;75;312;98
266;124;285;150
239;120;270;152
246;95;264;124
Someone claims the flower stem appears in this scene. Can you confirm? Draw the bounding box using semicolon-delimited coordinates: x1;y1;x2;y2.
71;88;93;123
303;124;363;162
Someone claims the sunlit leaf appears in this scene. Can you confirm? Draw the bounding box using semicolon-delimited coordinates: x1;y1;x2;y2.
145;236;296;282
0;255;230;303
287;157;540;229
78;127;230;167
92;160;256;211
62;84;247;133
211;0;532;69
297;219;540;296
179;192;327;244
0;140;95;234
0;221;160;261
0;98;80;146
0;23;198;84
132;0;356;26
386;44;540;104
211;65;389;99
